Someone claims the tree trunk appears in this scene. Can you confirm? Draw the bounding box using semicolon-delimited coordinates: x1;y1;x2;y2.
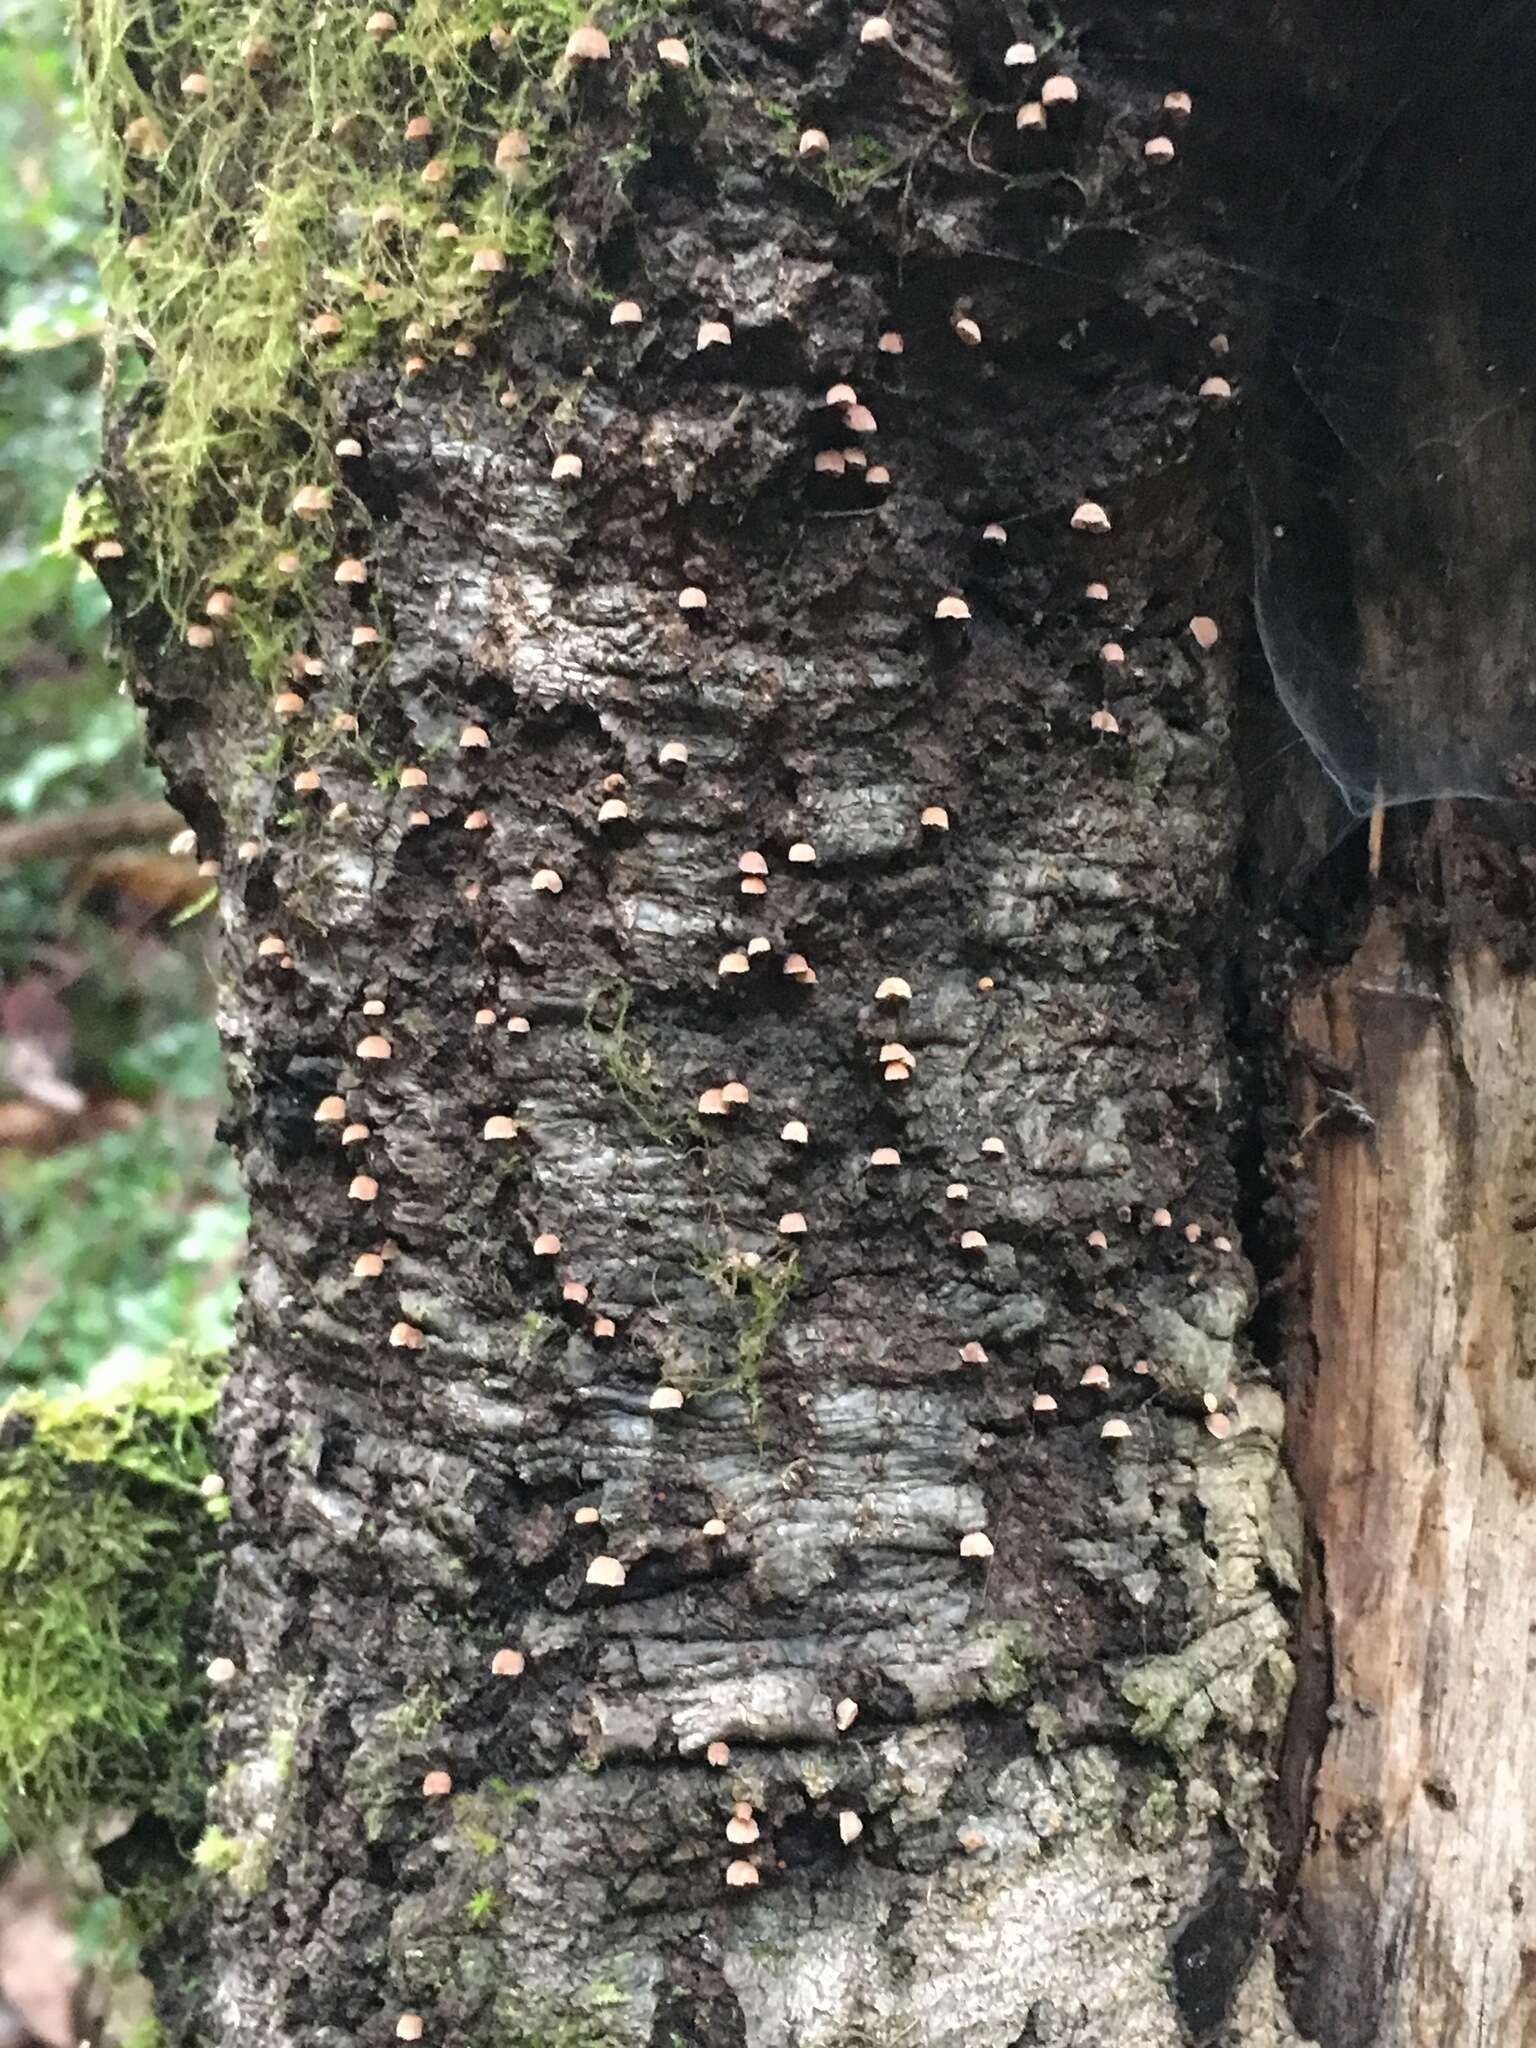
82;0;1536;2042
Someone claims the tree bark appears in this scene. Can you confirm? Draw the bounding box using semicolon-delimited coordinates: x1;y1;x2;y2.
1281;828;1536;2048
87;0;1536;2043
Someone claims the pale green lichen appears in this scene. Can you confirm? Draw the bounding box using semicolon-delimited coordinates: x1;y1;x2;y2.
1120;1603;1293;1755
0;1348;223;1849
980;1620;1041;1706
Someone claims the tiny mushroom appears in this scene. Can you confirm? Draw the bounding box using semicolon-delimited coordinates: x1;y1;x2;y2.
564;23;611;61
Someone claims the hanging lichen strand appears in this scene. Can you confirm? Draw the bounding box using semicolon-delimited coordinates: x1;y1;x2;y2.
85;0;1302;2041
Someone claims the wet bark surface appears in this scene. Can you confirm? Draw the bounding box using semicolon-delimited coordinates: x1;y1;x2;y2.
100;0;1536;2043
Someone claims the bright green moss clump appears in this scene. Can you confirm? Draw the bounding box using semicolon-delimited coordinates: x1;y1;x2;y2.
0;1348;224;1849
73;0;634;668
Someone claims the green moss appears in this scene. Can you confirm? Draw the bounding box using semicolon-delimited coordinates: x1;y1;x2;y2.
190;1823;238;1875
735;1252;798;1382
388;1686;448;1741
74;0;640;671
691;1245;799;1429
0;1348;223;1850
803;133;904;207
584;978;691;1148
466;1885;498;1924
495;1977;628;2048
454;1775;540;1857
346;1684;448;1840
192;1821;269;1894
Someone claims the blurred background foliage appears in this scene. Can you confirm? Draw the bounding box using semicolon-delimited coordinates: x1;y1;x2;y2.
1;11;239;2041
0;0;244;1398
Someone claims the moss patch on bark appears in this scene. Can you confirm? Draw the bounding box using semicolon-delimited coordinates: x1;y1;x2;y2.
72;0;643;668
0;1349;223;1849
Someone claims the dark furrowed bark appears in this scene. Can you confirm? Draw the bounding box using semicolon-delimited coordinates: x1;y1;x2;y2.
111;3;1311;2044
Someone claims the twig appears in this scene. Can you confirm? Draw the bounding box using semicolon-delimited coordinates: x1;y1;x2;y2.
0;799;183;865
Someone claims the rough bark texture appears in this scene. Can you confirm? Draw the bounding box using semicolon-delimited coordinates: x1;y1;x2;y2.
1280;832;1536;2048
95;0;1536;2043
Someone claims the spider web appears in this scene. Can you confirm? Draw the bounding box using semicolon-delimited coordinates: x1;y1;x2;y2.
1237;0;1536;817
